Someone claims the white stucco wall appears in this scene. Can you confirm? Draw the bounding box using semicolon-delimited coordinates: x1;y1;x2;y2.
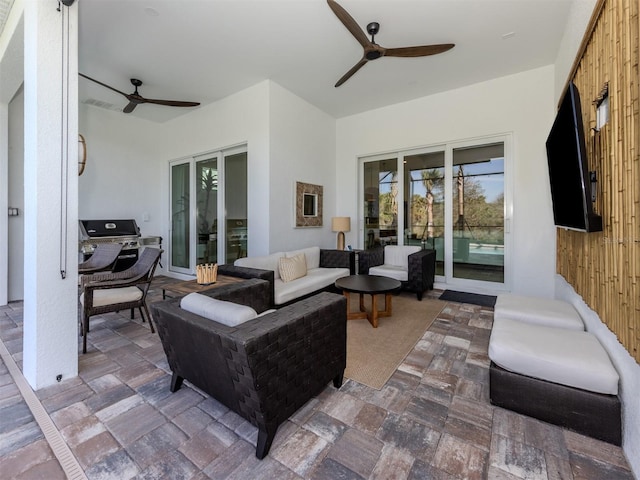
79;80;338;264
336;66;557;297
0;1;24;306
78;103;166;269
0;101;7;306
268;82;337;252
553;0;598;101
79;80;272;270
157;81;271;259
7;88;24;301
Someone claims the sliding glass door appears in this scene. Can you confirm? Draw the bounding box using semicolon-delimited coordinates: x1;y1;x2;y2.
169;146;247;274
196;155;218;265
170;162;191;271
452;144;505;283
404;150;446;276
363;157;399;248
360;136;509;290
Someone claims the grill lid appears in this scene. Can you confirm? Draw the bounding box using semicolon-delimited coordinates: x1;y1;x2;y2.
79;219;140;239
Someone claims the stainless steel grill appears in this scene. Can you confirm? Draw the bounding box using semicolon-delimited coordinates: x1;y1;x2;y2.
79;219;141;271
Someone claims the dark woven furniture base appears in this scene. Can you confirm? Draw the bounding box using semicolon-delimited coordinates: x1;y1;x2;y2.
151;279;347;459
490;362;621;445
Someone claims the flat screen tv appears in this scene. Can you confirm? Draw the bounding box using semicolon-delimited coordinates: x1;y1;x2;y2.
545;82;602;232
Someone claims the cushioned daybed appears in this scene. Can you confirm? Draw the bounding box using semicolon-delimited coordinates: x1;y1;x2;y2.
489;297;621;445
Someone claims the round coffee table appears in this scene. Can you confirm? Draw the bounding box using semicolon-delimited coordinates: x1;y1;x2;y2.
335;275;401;328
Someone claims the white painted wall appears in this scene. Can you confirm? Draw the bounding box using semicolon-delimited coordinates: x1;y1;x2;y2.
7;87;24;301
0;1;24;306
157;81;271;259
78;103;165;267
268;82;337;252
0;101;7;305
554;0;598;101
336;66;557;297
79;80;338;262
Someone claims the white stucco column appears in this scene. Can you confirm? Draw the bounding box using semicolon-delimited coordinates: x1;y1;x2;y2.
23;0;78;389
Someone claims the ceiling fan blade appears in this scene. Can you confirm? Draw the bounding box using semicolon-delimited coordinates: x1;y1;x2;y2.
327;0;370;49
141;98;201;108
79;73;128;98
123;102;138;114
335;58;368;87
384;44;455;58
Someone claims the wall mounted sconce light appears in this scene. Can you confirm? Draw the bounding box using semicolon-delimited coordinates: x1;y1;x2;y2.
78;134;86;175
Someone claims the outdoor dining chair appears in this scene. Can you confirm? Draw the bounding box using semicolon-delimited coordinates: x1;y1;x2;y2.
79;248;163;353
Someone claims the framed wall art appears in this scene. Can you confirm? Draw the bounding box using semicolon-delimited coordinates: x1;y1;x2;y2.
295;181;323;227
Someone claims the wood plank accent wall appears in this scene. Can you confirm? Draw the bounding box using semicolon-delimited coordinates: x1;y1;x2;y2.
557;0;639;362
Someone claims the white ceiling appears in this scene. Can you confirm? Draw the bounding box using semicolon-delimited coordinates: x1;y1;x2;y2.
78;0;574;123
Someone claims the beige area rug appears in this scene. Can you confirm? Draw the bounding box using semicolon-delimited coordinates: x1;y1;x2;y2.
345;292;446;390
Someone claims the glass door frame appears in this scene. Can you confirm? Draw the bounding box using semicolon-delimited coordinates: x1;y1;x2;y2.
358;133;512;292
444;134;512;291
169;158;194;276
168;144;247;275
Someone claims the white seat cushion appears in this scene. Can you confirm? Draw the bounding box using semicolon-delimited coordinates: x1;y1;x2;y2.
180;293;257;327
383;245;421;269
489;317;619;395
369;265;408;282
286;246;320;269
495;293;584;330
80;286;142;307
235;252;284;279
274;267;350;305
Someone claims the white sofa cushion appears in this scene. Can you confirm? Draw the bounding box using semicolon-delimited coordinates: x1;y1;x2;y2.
274;267;350;305
489;317;619;395
494;293;584;330
286;246;320;269
383;245;421;269
279;254;307;282
180;293;257;327
80;286;142;307
369;265;408;282
235;252;284;280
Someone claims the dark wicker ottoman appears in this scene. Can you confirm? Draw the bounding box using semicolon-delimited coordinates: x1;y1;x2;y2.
490;362;621;445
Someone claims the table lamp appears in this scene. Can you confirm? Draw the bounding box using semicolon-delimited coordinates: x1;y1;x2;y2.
332;217;351;251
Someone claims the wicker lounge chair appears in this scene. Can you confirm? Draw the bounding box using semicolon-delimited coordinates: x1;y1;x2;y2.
151;278;347;459
359;246;436;300
79;248;163;353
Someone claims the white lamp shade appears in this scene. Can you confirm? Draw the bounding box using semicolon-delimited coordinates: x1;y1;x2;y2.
332;217;351;232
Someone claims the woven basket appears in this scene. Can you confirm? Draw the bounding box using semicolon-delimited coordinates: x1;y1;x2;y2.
196;263;218;285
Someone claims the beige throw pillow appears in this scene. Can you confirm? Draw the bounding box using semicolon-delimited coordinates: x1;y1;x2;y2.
279;253;307;282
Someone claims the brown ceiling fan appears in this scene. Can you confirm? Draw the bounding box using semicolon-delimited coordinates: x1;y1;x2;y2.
327;0;455;87
79;73;200;113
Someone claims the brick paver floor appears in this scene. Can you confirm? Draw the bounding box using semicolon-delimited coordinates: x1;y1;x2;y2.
0;277;634;479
